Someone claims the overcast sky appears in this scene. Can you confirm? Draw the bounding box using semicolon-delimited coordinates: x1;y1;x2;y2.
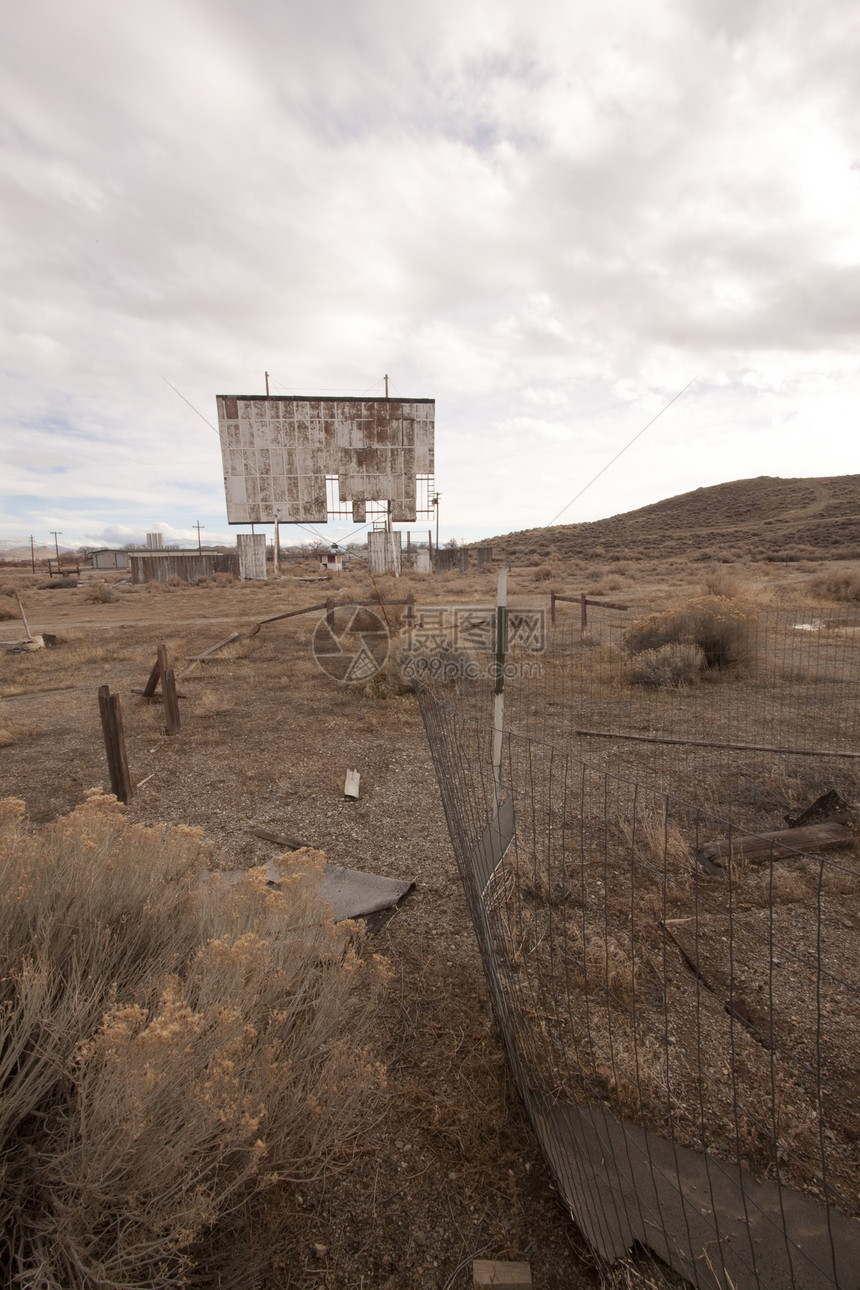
2;0;859;551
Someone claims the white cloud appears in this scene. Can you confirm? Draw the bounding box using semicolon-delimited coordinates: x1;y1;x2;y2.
1;0;859;547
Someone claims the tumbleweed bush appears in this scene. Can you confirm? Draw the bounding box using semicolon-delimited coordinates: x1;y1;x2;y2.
0;794;386;1289
627;641;706;688
624;595;751;669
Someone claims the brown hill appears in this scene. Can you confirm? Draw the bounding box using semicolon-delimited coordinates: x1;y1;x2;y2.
489;474;860;565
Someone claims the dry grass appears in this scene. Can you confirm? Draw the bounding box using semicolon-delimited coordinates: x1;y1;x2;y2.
810;570;860;602
83;579;119;604
628;642;706;688
0;794;387;1288
0;720;39;747
193;687;235;718
699;566;744;599
624;596;751;670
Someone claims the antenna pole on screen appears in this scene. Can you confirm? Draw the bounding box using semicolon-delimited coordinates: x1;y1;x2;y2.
384;373;389;398
265;371;270;397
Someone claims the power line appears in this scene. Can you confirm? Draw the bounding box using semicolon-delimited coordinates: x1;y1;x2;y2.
546;376;699;527
160;377;220;435
333;521;372;546
292;522;330;545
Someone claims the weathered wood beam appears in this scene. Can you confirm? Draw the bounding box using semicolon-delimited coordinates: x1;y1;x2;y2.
699;821;854;866
575;729;860;758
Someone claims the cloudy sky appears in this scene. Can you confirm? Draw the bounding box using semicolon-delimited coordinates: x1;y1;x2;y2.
2;0;859;551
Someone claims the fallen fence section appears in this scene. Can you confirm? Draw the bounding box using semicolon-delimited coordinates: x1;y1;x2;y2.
418;644;860;1290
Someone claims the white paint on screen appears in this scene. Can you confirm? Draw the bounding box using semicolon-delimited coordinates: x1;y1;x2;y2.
217;396;435;525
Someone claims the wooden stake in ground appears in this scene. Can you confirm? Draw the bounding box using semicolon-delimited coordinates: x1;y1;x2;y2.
472;1260;532;1289
142;657;161;698
98;685;132;803
157;642;181;735
14;592;32;641
344;769;360;799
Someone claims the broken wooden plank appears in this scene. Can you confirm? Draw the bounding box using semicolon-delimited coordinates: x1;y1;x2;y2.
472;1259;532;1289
698;820;854;867
575;728;860;759
14;592;31;640
785;788;852;828
1;684;79;699
157;643;181;735
553;594;629;611
98;685;132;804
142;657;161;697
185;632;239;661
344;769;360;799
251;826;311;852
131;686;188;699
250;601;331;634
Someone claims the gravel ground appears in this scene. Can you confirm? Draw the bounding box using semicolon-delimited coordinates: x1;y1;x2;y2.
0;567;599;1290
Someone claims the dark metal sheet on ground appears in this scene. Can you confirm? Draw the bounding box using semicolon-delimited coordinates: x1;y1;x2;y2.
211;861;415;927
315;863;415;923
533;1098;860;1290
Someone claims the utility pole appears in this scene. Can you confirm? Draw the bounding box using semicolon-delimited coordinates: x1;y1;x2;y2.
29;535;35;573
194;521;204;553
432;495;441;555
384;373;389;398
50;531;62;564
265;371;270;396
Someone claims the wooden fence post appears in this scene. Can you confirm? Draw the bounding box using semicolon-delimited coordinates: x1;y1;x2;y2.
550;590;556;626
326;597;335;630
580;592;588;631
98;685;132;803
142;657;161;698
157;642;181;735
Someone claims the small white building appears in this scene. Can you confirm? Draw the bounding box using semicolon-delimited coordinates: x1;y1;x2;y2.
92;549;130;570
320;551;343;573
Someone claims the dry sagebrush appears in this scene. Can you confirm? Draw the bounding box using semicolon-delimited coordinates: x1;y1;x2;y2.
0;795;387;1289
624;595;751;670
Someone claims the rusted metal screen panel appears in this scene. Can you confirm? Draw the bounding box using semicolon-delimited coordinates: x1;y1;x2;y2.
216;396;434;524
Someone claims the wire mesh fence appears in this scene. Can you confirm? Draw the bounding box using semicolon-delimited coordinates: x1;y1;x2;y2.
417;598;860;1289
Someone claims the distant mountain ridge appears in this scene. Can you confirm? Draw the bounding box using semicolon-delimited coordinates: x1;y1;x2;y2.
0;543;75;562
489;475;860;564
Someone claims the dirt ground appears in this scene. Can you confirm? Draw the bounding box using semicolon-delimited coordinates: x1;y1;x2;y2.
1;553;857;1289
1;562;602;1290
